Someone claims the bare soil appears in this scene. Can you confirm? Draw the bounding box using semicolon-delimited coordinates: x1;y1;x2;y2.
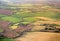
16;32;60;41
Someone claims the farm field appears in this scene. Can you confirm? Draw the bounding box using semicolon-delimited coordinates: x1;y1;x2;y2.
0;1;60;41
16;32;60;41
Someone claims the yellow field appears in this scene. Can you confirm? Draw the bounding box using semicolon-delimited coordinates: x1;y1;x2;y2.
16;32;60;41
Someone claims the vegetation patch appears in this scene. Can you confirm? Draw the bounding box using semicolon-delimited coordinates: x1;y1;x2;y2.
23;17;38;22
2;16;20;23
0;38;15;41
0;28;4;32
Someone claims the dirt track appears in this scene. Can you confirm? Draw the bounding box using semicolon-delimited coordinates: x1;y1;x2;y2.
16;32;60;41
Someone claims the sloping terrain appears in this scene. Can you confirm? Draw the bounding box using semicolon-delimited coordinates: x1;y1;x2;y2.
0;4;60;41
16;17;60;41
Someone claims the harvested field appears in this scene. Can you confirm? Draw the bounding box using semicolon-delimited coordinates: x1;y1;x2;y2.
16;32;60;41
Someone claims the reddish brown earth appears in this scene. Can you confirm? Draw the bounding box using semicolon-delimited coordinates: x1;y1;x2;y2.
0;21;10;30
0;21;32;38
0;21;17;38
14;25;32;33
0;9;13;15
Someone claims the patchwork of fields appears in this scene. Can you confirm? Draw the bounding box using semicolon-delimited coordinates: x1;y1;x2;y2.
0;4;60;41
